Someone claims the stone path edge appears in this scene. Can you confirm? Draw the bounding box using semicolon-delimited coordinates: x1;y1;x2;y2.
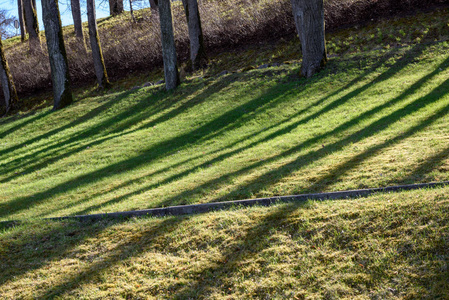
2;181;449;227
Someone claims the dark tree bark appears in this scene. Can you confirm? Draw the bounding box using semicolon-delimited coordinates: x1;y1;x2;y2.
23;0;41;53
159;0;180;90
181;0;207;70
18;0;27;43
71;0;87;53
291;0;327;78
108;0;124;16
129;0;136;23
41;0;73;110
0;38;19;115
149;0;158;10
87;0;111;89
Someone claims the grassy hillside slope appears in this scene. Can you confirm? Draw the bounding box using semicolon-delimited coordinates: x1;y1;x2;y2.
1;188;448;299
1;40;449;221
1;7;449;299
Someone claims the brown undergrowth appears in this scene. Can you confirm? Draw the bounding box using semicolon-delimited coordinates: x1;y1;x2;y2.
1;0;449;111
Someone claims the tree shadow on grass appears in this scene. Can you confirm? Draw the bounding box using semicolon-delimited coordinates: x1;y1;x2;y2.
0;110;51;140
0;43;435;222
29;44;426;218
147;47;448;208
0;74;241;184
0;219;108;287
35;216;189;299
168;203;301;299
0;69;300;220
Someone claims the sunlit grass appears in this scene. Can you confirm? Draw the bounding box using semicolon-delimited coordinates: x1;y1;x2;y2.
1;41;449;222
1;187;448;299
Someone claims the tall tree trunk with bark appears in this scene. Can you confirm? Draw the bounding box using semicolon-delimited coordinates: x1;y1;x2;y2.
18;0;27;43
0;38;19;115
23;0;41;53
291;0;327;78
129;0;136;22
41;0;73;110
159;0;179;90
108;0;124;16
87;0;111;89
181;0;207;70
149;0;158;11
71;0;87;53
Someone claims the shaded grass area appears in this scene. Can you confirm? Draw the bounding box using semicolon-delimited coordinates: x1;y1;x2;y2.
1;42;449;222
0;188;448;299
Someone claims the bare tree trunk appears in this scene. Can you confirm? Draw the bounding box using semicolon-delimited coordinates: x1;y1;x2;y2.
41;0;73;110
291;0;327;78
23;0;41;54
18;0;27;43
159;0;179;90
129;0;136;23
108;0;124;16
71;0;87;54
0;38;19;115
149;0;158;11
181;0;207;71
87;0;111;89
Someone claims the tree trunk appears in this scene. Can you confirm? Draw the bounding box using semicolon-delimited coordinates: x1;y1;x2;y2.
181;0;207;70
159;0;179;90
149;0;158;10
87;0;111;89
0;38;19;115
41;0;73;110
291;0;327;78
23;0;41;54
108;0;124;16
71;0;87;53
18;0;27;43
129;0;136;23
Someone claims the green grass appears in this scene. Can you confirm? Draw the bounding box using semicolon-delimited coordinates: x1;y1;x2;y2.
1;41;449;222
0;189;448;299
2;22;449;297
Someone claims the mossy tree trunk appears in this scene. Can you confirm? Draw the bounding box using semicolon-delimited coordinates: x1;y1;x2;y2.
108;0;124;16
71;0;87;53
18;0;27;43
41;0;73;110
159;0;180;90
87;0;111;89
181;0;207;71
23;0;41;54
0;38;19;115
291;0;327;78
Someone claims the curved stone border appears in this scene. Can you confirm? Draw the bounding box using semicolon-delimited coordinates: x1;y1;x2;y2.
1;181;448;227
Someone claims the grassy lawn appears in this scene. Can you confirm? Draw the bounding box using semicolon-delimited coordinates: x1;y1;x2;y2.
1;41;449;221
0;189;448;299
1;17;449;297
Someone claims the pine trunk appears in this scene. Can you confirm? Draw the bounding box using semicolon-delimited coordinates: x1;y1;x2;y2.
87;0;111;89
18;0;27;43
23;0;41;53
108;0;124;16
159;0;179;90
182;0;207;70
71;0;87;53
291;0;327;78
0;39;19;115
41;0;73;110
